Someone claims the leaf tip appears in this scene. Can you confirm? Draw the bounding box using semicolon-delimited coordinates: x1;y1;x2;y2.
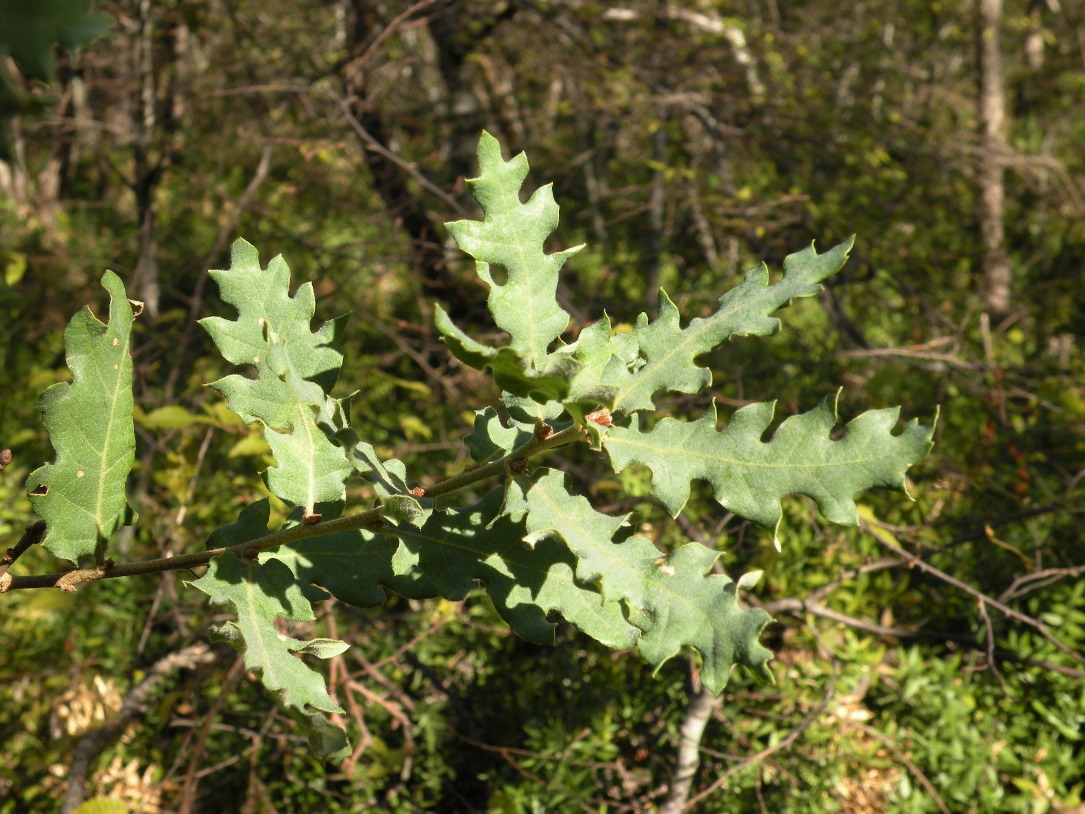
736;570;764;591
229;237;260;267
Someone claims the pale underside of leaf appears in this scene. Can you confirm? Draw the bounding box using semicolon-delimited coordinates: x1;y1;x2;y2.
264;405;352;512
522;469;773;692
199;239;350;514
444;131;582;369
568;238;855;414
604;394;935;544
192;552;343;715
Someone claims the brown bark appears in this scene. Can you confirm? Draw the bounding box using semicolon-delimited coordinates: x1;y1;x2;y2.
976;0;1011;317
340;2;467;318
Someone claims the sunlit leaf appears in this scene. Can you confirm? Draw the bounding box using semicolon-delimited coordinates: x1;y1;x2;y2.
605;394;934;544
26;271;138;562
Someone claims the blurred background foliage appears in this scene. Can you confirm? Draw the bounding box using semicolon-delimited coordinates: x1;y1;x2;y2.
1;1;1083;812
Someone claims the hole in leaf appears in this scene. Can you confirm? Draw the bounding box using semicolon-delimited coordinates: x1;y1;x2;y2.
30;483;48;496
487;263;509;287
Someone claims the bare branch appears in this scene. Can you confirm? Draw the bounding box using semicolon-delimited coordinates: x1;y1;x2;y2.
0;521;46;589
0;424;585;592
863;522;1085;663
331;90;467;218
63;643;221;814
658;683;719;814
758;597;1085;678
685;655;839;809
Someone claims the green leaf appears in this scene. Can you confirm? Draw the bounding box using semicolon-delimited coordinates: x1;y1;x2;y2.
346;441;432;527
635;542;774;692
199;239;351;515
135;404;207;430
604;393;935;542
435;304;572;400
196;502;350;759
0;0;113;83
200;239;346;425
445;131;583;368
264;500;438;606
293;638;351;658
521;470;773;690
26;271;138;562
292;708;352;762
227;433;272;458
391;488;639;649
263;419;351;514
191;552;345;716
71;799;129;814
567;239;855;414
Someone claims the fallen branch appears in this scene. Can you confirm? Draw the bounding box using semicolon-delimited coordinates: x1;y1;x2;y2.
63;643;221;814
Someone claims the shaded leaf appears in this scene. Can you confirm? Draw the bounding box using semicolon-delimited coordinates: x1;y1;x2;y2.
465;407;532;464
292;708;352;762
346;441;431;527
0;0;113;82
463;399;569;464
263;500;438;607
391;488;639;649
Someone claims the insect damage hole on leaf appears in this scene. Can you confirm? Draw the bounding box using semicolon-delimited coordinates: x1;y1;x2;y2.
484;262;510;287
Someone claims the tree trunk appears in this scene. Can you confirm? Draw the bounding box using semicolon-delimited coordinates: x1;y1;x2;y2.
645;125;666;316
131;0;161;318
340;2;462;319
976;0;1011;317
659;684;719;814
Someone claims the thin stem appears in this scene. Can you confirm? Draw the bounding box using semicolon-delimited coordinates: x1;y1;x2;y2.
1;424;587;592
0;520;46;582
866;528;1084;664
423;423;583;500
